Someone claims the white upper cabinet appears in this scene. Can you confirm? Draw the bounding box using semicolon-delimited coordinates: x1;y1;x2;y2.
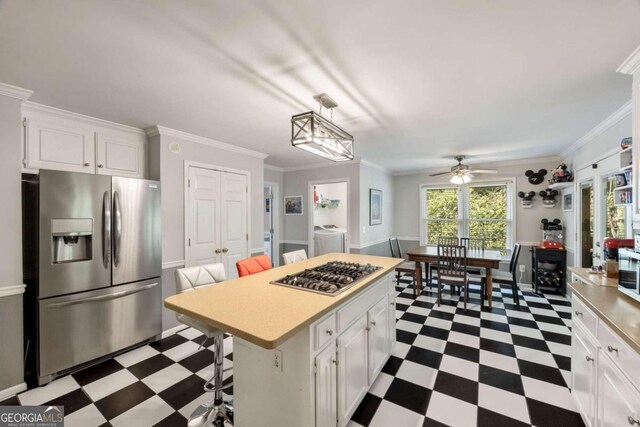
96;131;145;177
25;117;95;174
23;103;147;178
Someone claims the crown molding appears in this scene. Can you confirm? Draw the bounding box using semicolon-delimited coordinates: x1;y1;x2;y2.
360;159;391;175
264;164;284;173
23;101;146;136
146;125;269;159
617;44;640;75
0;82;33;101
560;100;632;158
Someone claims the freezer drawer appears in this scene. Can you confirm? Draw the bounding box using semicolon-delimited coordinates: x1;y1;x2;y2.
38;279;161;380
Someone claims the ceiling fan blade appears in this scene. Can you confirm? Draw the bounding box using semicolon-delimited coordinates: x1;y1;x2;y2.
429;172;451;177
469;169;498;174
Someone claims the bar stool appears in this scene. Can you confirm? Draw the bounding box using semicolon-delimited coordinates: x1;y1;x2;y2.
175;264;233;427
281;249;308;265
236;254;272;277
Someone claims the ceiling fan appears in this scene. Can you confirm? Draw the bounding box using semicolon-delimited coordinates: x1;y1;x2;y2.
430;156;498;184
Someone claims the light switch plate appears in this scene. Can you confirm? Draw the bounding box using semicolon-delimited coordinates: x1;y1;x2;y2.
273;349;283;372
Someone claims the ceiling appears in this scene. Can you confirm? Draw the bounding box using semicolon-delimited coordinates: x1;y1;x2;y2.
0;1;639;172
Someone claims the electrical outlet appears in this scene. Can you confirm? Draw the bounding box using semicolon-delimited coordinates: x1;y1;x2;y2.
519;265;526;273
273;349;283;372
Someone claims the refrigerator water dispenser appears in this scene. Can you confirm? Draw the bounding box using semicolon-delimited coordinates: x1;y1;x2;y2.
51;219;93;263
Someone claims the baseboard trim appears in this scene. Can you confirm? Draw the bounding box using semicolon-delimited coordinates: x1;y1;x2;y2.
250;248;264;255
281;240;308;245
161;325;188;339
0;284;26;298
351;237;391;250
0;382;27;401
162;260;185;270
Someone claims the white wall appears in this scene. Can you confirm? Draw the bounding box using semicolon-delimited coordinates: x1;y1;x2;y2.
393;157;562;244
313;182;348;229
360;162;394;247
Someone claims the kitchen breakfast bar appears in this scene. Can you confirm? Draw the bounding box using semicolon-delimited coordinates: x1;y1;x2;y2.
164;253;404;427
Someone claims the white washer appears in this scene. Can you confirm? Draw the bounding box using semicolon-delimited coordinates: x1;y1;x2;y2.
313;225;347;255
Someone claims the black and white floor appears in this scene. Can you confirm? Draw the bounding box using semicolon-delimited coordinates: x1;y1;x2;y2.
1;278;584;427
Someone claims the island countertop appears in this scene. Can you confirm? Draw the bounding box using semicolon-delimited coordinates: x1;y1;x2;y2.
164;253;404;349
568;267;640;354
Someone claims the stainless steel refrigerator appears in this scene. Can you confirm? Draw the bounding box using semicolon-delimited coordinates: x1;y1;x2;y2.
23;170;162;385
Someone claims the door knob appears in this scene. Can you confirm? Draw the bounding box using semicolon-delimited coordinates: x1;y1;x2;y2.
370;320;376;326
607;345;619;354
222;248;229;253
215;249;222;254
98;164;104;168
325;329;333;336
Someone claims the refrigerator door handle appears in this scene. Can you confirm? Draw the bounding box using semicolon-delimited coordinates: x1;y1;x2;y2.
102;191;111;268
47;282;158;308
113;191;122;267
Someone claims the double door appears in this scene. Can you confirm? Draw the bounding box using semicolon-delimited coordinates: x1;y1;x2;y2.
187;166;248;279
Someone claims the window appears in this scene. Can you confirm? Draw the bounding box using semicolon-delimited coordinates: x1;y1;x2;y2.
421;182;514;252
603;176;630;239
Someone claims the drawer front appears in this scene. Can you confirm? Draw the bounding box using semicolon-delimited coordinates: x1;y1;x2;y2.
337;278;386;333
572;295;598;337
314;313;337;351
598;320;640;387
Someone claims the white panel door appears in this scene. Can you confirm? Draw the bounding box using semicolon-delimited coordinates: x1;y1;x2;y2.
597;352;640;427
221;172;248;279
337;315;369;427
315;342;338;427
96;132;145;177
572;323;597;426
188;167;222;267
368;297;390;384
26;117;95;173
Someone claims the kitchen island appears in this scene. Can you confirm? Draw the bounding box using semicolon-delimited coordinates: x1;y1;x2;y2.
165;253;403;427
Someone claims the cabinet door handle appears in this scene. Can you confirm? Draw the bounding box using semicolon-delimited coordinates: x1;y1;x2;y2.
84;162;90;167
574;310;583;317
390;302;395;306
98;164;104;168
607;345;619;354
629;416;639;425
325;329;333;336
585;355;594;362
332;359;338;365
370;320;376;326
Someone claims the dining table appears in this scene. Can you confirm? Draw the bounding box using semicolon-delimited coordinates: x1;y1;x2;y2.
406;245;503;309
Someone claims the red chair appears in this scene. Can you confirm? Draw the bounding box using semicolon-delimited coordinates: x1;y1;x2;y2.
236;254;272;277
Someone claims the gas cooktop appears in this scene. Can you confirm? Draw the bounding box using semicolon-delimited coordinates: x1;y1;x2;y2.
271;261;382;296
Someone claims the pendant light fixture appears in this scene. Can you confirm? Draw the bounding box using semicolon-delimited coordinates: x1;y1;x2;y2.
291;93;354;162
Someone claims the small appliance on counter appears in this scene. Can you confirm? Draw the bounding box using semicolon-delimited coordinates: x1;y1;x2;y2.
602;237;634;260
540;218;563;249
618;247;640;303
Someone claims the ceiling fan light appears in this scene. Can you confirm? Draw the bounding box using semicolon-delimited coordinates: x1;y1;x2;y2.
450;174;463;185
462;173;473;183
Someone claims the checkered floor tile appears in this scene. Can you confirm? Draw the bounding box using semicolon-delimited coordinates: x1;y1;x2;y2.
1;278;584;427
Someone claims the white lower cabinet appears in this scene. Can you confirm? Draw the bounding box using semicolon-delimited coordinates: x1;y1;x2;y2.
597;352;640;427
571;291;640;427
572;323;597;426
368;297;390;383
315;343;338;427
338;315;369;426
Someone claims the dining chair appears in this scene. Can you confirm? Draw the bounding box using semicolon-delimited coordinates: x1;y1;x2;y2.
236;254;272;277
480;243;522;309
281;249;308;265
174;263;233;426
436;244;471;311
460;237;486;279
429;236;460;287
389;238;418;289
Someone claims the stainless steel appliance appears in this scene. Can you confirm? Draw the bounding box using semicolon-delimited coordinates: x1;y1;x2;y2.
23;170;162;385
271;261;381;295
617;248;640;303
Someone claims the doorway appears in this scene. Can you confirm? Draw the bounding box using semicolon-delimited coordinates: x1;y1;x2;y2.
580;180;594;268
308;179;349;257
264;182;280;266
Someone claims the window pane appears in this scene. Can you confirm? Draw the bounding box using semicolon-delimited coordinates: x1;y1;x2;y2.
469;220;507;251
469;185;507;219
605;178;626;238
425;221;458;245
425;188;458;219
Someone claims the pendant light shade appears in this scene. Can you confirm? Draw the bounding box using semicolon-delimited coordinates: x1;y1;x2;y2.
291;94;354;162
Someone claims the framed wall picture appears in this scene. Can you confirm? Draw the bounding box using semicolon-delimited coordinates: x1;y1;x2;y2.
369;189;382;225
562;192;573;212
284;195;303;215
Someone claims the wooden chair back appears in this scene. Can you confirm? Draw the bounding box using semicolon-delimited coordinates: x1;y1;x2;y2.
389;237;405;258
437;244;467;284
460;237;486;253
437;236;459;246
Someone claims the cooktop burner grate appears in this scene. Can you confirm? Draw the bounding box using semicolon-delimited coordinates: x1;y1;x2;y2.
271;261;382;296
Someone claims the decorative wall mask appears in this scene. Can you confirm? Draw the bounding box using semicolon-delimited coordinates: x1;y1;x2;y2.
517;191;536;208
525;169;547;185
539;188;559;208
